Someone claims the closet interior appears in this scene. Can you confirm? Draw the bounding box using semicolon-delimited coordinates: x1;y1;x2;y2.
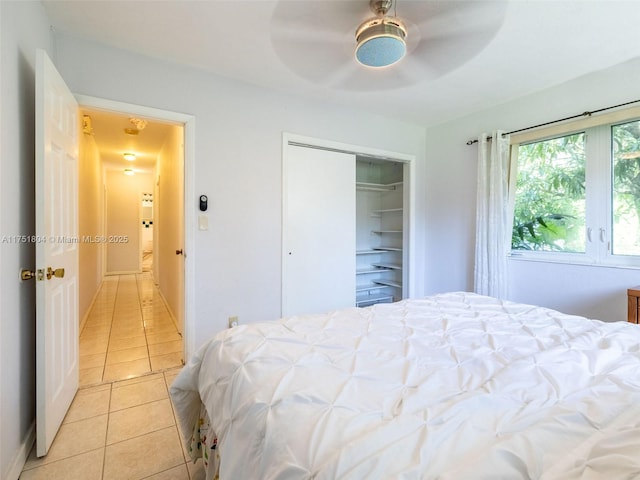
355;157;407;307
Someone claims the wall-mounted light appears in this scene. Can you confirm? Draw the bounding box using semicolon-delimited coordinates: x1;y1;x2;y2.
123;152;136;161
124;168;135;176
82;115;93;135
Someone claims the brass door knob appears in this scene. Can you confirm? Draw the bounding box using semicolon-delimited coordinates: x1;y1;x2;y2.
46;267;65;280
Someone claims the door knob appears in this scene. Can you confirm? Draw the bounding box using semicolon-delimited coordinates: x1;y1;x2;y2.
46;267;65;280
175;249;183;255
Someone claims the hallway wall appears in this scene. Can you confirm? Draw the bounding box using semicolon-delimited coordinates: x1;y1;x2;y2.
78;123;104;325
105;170;153;274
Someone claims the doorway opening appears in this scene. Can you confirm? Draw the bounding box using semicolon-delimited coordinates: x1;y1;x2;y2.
77;103;188;385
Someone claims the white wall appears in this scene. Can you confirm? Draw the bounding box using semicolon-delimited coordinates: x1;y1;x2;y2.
424;57;640;322
0;3;52;479
105;170;153;273
53;34;428;345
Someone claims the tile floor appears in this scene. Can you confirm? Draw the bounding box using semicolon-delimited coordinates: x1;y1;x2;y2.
21;273;197;479
20;369;205;480
79;273;184;386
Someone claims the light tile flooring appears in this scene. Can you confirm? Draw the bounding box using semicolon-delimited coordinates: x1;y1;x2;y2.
20;369;205;480
20;273;196;479
79;273;184;386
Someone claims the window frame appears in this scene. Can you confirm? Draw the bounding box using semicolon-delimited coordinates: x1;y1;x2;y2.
508;106;640;269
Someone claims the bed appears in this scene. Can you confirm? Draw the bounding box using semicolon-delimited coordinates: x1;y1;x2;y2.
170;292;640;479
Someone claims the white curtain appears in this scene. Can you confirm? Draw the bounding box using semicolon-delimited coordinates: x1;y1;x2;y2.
474;130;511;299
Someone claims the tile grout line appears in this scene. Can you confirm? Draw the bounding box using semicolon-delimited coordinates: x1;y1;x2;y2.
101;382;113;480
101;276;120;383
135;273;154;373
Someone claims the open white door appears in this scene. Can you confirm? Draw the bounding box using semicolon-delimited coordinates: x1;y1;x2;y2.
35;49;79;457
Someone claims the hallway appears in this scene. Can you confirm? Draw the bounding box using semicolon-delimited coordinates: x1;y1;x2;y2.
79;273;184;385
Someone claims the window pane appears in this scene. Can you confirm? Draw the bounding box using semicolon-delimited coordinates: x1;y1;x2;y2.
612;121;640;256
512;133;586;252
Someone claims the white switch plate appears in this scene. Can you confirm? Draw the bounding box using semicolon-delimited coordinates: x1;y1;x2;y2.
198;214;208;231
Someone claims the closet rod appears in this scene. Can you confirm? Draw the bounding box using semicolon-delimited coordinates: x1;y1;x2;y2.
465;98;640;145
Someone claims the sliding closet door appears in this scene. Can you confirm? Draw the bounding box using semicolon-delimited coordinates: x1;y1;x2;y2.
283;145;355;317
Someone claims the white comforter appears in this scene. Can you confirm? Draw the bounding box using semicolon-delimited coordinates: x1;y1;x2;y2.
170;292;640;479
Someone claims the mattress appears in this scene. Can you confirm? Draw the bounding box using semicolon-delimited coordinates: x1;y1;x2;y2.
170;292;640;479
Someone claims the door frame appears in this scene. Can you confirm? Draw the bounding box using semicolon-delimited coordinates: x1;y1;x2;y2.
281;132;416;315
76;94;196;359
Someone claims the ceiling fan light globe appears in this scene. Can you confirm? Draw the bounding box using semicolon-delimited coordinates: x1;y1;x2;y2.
355;17;407;68
356;35;406;68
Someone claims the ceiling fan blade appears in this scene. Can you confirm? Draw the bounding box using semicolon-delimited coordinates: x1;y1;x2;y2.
269;0;507;90
335;61;417;91
271;1;367;41
383;1;507;81
272;37;354;84
397;0;505;34
270;1;371;84
408;17;502;78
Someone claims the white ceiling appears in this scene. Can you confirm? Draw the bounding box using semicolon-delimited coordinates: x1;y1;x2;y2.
81;108;174;173
45;1;640;135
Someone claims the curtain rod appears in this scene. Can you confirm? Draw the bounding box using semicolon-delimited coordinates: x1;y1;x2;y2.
465;98;640;145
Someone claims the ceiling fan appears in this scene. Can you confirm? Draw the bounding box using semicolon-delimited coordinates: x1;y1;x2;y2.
270;0;507;91
354;0;408;68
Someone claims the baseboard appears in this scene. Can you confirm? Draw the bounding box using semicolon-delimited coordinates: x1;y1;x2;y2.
4;421;35;480
105;270;139;276
79;280;103;335
156;286;181;336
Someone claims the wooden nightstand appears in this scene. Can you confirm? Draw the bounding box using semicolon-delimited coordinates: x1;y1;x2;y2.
629;287;640;324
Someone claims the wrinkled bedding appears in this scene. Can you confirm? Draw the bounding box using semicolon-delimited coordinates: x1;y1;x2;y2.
170;292;640;479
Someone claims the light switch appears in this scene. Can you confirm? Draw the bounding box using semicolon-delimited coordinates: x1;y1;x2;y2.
198;214;209;231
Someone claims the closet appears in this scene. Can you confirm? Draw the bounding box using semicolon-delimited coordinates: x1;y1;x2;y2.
355;157;406;307
282;141;409;317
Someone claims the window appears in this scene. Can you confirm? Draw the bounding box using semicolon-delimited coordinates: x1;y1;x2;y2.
510;113;640;267
512;133;586;253
612;121;640;257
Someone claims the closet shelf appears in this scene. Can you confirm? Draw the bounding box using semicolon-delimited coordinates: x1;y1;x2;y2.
374;279;403;289
356;247;402;255
373;208;403;214
371;263;402;270
356;294;394;307
356;267;393;275
372;230;402;234
356;283;389;293
356;181;403;192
